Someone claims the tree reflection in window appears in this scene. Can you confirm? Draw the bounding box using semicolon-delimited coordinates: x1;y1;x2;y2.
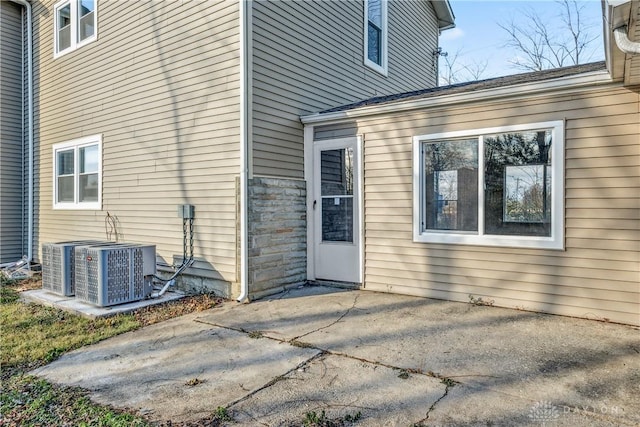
424;139;478;232
504;165;551;223
484;130;552;236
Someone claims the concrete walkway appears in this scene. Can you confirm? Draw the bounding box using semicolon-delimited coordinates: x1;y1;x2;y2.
33;286;640;426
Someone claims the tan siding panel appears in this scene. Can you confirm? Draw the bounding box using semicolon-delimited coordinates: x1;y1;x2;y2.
33;0;241;282
251;0;440;178
350;83;640;325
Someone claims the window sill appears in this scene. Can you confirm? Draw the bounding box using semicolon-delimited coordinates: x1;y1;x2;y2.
54;202;101;210
364;58;388;77
413;232;564;250
54;35;97;59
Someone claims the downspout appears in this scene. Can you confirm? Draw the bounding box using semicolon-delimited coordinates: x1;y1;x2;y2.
237;0;249;302
613;26;640;54
10;0;33;263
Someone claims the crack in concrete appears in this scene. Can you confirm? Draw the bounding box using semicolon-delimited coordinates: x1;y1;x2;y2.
194;316;455;384
289;294;360;342
224;351;327;409
192;316;476;425
414;382;453;426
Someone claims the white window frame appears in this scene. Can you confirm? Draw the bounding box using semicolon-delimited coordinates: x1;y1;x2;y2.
413;121;564;250
53;134;102;210
363;0;388;76
53;0;98;58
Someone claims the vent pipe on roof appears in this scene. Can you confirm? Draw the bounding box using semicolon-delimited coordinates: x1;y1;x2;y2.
613;26;640;54
10;0;34;264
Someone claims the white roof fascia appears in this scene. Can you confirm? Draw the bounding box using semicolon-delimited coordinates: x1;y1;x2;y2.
300;70;614;125
431;0;455;30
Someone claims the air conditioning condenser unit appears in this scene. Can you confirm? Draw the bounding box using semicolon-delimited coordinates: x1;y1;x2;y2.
41;241;109;296
74;243;156;307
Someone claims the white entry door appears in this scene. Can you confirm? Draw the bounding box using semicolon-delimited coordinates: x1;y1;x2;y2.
313;137;362;283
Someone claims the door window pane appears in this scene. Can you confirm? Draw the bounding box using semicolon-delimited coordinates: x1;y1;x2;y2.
424;139;478;231
320;147;355;243
484;130;552;237
321;148;353;196
322;197;353;242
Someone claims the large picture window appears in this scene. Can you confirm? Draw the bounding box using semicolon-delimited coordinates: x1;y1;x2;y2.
53;135;102;209
364;0;388;75
413;121;564;249
54;0;97;58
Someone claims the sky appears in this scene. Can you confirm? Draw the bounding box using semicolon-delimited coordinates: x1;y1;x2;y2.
438;0;605;83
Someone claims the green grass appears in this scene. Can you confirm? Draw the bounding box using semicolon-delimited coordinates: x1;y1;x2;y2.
302;409;363;426
0;276;222;426
1;299;140;368
1;375;148;427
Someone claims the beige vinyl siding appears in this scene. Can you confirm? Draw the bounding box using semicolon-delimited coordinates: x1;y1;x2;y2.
251;0;439;179
33;0;241;283
0;1;25;263
352;84;640;325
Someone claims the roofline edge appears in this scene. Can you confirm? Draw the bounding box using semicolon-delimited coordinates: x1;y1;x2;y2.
300;70;615;125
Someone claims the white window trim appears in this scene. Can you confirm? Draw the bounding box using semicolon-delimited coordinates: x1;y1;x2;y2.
363;0;388;76
53;0;98;59
412;121;565;250
53;134;102;210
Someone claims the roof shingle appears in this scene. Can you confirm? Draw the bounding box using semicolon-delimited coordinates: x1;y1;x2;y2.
321;61;607;114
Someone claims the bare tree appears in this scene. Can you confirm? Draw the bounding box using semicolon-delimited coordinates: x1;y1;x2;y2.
499;0;599;71
438;48;489;85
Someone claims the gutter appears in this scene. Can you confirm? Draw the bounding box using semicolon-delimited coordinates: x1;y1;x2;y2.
301;70;614;125
237;0;249;303
613;26;640;54
10;0;34;263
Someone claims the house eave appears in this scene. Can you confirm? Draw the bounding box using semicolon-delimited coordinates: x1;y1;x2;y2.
430;0;455;30
300;70;615;125
604;0;631;81
604;0;640;85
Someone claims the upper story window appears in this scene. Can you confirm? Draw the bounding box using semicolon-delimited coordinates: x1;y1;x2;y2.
53;135;102;210
364;0;388;75
54;0;97;58
413;121;564;250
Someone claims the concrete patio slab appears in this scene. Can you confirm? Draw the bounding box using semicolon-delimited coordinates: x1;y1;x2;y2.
230;353;446;426
32;285;640;426
21;288;186;318
32;312;320;422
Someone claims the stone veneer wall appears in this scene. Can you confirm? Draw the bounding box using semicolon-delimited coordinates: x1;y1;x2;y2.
248;177;307;298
